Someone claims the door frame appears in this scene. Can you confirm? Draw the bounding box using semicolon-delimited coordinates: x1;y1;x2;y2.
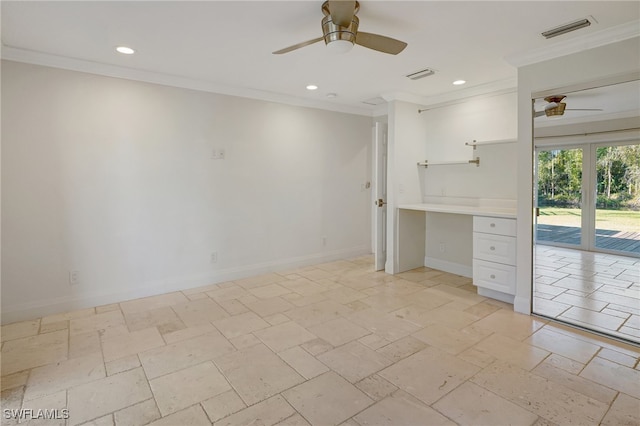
373;121;388;271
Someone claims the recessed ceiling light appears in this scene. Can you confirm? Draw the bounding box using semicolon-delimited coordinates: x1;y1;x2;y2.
453;80;466;85
326;93;338;98
116;46;135;55
306;85;318;91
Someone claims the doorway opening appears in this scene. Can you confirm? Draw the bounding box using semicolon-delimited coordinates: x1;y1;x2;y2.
533;140;640;344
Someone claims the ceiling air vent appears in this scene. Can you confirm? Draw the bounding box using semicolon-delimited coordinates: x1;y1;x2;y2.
542;18;591;39
362;97;386;106
406;68;435;80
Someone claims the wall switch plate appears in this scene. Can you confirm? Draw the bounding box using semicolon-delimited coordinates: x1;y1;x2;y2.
212;149;226;160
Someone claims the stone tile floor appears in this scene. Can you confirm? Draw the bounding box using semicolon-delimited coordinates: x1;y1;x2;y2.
2;255;639;425
534;245;640;343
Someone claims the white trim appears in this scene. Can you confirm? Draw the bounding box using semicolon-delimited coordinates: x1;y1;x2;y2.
535;110;640;130
535;129;640;148
505;20;640;68
477;287;515;304
0;46;373;117
424;257;472;278
514;295;531;314
1;245;371;324
382;78;517;110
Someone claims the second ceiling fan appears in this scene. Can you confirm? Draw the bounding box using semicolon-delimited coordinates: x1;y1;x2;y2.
535;95;603;118
273;0;407;55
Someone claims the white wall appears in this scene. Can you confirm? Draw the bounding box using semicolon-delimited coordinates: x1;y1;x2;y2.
1;61;373;323
419;92;518;275
515;37;640;313
386;100;428;273
420;92;518;201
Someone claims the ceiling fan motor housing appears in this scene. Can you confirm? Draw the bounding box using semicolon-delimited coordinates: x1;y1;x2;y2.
321;1;359;46
545;102;566;117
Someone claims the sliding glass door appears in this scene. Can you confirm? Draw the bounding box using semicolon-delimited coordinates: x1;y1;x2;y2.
535;147;585;249
594;143;640;255
535;142;640;256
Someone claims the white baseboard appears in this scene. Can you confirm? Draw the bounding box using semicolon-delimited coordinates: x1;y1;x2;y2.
424;257;472;278
477;287;515;304
1;245;371;324
513;295;532;314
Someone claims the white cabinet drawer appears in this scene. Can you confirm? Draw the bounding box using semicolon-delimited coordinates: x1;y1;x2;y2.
473;233;516;265
473;216;516;236
473;259;516;294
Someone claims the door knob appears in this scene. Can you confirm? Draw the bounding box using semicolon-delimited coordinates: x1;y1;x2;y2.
375;198;387;207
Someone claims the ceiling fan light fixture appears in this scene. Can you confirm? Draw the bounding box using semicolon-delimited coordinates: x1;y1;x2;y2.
273;0;407;56
322;9;358;54
326;39;355;54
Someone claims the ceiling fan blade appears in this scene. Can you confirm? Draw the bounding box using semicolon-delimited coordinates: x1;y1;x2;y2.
273;37;324;55
328;0;356;27
565;108;604;111
355;31;407;55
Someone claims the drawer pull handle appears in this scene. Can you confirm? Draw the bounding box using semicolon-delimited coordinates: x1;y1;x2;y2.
490;246;495;251
490;274;496;279
490;223;496;227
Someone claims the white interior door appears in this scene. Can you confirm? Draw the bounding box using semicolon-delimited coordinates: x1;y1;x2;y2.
374;122;388;271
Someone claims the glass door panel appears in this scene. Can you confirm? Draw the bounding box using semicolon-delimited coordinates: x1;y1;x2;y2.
595;143;640;255
536;147;584;248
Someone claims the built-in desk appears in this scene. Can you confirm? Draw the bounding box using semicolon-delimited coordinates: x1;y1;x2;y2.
398;203;517;218
397;203;517;302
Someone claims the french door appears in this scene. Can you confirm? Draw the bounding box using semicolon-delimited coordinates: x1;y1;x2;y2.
535;141;639;256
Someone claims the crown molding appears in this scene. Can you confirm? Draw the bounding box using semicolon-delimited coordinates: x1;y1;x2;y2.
505;20;640;68
380;77;517;111
534;109;640;129
417;78;517;108
0;45;374;117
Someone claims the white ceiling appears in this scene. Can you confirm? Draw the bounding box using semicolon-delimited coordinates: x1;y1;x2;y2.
2;1;639;115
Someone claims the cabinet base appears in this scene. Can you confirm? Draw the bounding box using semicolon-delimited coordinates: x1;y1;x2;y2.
477;286;515;304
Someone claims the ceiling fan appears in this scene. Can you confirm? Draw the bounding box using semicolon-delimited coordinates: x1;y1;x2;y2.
273;0;407;55
534;95;603;118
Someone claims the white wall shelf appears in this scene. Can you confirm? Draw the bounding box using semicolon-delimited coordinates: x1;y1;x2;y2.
465;138;517;149
417;157;480;167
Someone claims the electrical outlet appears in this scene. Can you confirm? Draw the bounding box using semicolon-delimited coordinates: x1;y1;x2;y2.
69;270;80;285
322;236;327;246
211;252;218;263
439;242;446;253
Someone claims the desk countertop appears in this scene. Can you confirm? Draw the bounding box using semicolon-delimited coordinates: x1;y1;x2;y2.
398;203;517;219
